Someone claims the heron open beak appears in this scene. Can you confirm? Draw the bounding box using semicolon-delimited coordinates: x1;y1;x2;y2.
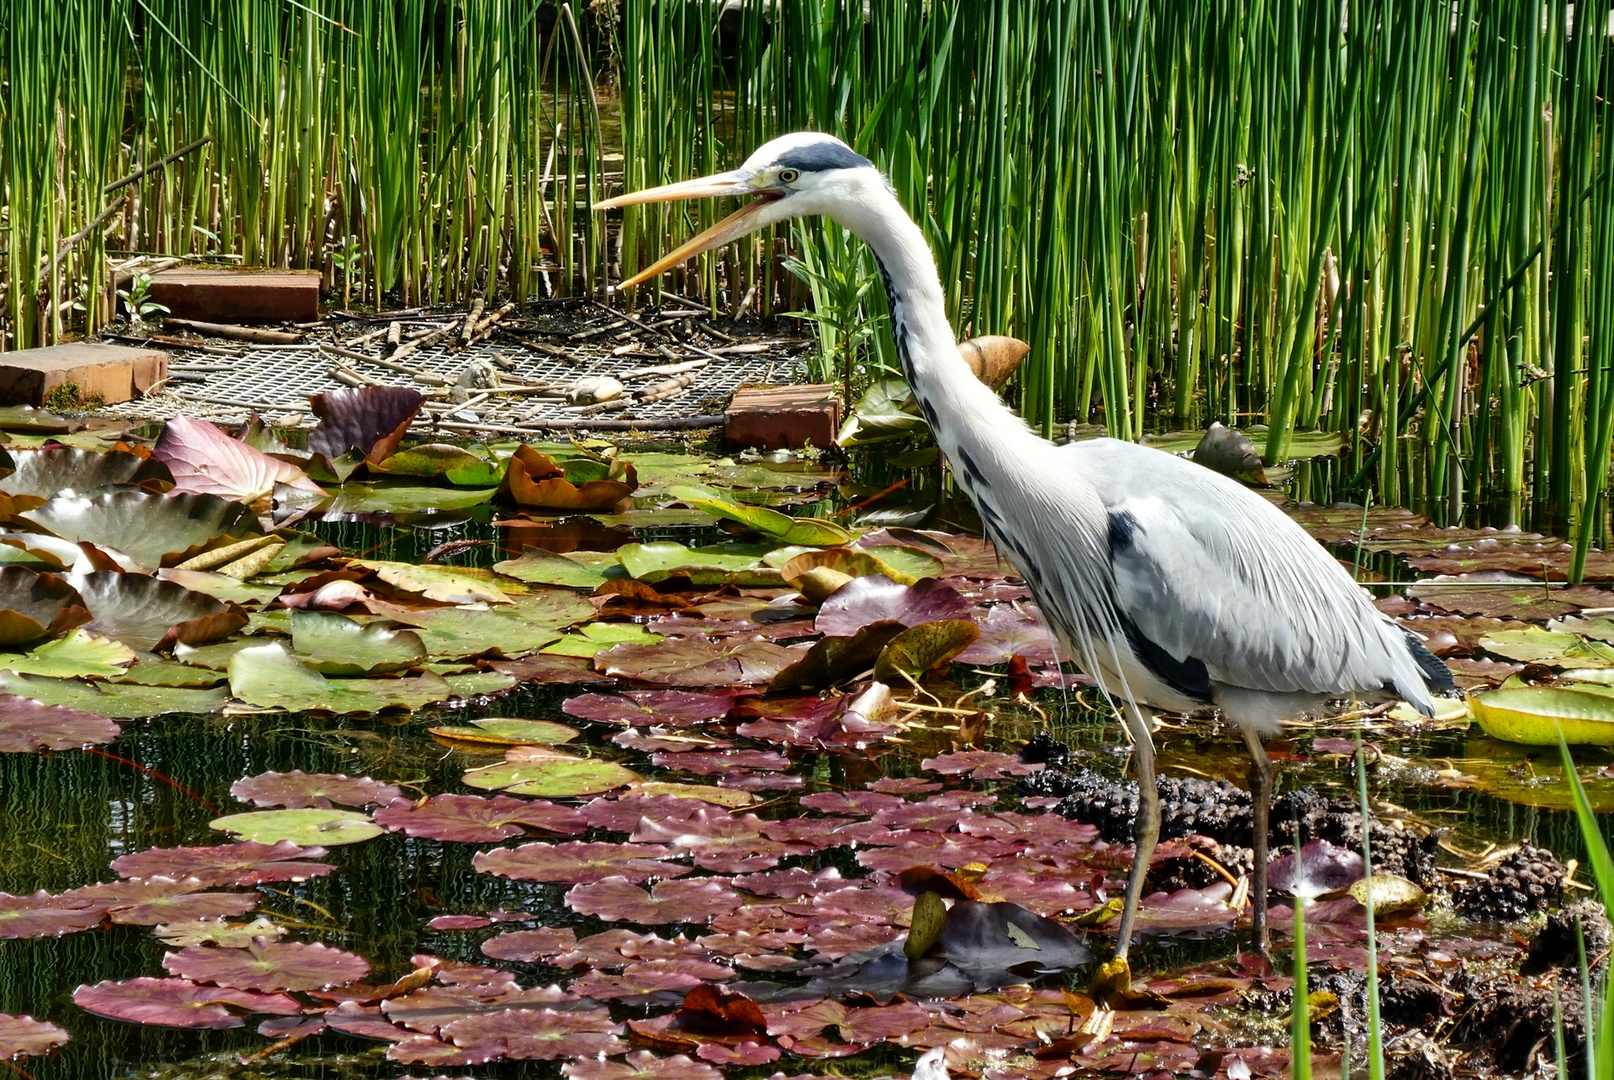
594;170;782;290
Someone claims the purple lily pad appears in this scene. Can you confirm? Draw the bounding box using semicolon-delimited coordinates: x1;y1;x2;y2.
0;1013;69;1060
72;977;300;1029
732;867;848;899
922;750;1044;779
954;603;1061;666
322;1001;407;1041
64;878;259;925
563;689;740;727
1267;839;1366;898
631;808;812;873
612;727;734;753
163;940;370;992
550;929;711;969
381;980;582;1036
109;840;334;887
441;1006;626;1061
563;1050;723;1080
0;891;106;938
0;694;120;752
386;1033;497;1066
480;927;579;963
595;637;801;687
230;770;403;809
578;795;723;833
565;876;744;925
568;959;733;1000
375;794;588;842
814;575;974;637
648;749;790;776
473;842;690;885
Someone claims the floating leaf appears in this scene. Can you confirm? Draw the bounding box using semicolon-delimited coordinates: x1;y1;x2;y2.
836;377;927;446
0;566;89;646
544;622;664;658
228;642;455;713
163;940;371;993
1267;840;1365;898
73;571;247;652
321;481;499;514
374;794;587;842
616;542;779;586
373;599;580;661
873;620;980;682
153;917;286;949
462;752;640;798
814;575;974;636
1347;874;1427;916
501;445;637;512
348;559;511;605
565;876;744;924
0;1013;69;1060
669;485;852;546
0;890;107;938
1470;686;1614;745
21;489;261;569
111;841;334;887
0;446;171;498
599;637;801;687
430;717;580;750
0;628;136;678
373;443;503;486
210;808;385;847
0;694;119;752
72;977;300;1029
494;548;614;589
0;671;228;716
307;386;424;464
290;611;427;674
1479;627;1614;668
474;841;691;885
230;770;403;810
154;415;324;503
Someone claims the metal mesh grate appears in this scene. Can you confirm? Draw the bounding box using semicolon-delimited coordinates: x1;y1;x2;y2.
99;316;810;435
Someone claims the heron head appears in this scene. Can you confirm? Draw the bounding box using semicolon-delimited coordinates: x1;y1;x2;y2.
594;132;877;289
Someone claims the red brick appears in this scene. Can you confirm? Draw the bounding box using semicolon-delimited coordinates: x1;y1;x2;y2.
725;385;842;450
147;268;319;324
0;343;166;406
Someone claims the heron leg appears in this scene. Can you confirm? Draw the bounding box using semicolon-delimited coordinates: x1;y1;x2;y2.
1241;726;1273;955
1114;702;1159;961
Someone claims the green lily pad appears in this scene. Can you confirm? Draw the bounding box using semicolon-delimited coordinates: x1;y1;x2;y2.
291;612;428;675
616;542;780;586
157;569;282;607
836;377;927;447
542;622;664;658
623;781;754;807
855;544;947;582
372;444;504;487
322;483;499;514
348;560;512;605
443;671;519;697
0;671;229;717
462;753;640;797
669;484;853;546
371;602;571;661
20;489;261;569
493;549;615;589
1477;627;1614;668
111;659;227;687
210;809;384;847
775;546;940;588
1470;686;1614;745
228;642;455;714
873;620;981;682
430;717;580;749
0;629;137;678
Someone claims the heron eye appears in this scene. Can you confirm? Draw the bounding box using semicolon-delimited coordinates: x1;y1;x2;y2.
778;169;800;184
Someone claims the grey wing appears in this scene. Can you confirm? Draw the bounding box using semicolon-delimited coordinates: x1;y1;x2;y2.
1074;441;1435;711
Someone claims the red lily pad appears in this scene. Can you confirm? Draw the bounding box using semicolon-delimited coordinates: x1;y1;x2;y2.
307;386;424;465
473;841;691;885
162;940;371;992
1267;839;1366;898
64;877;260;925
563;689;740;727
441;1005;627;1061
923;750;1044;779
229;770;403;810
109;840;334;887
0;694;120;752
0;1013;69;1060
562;1050;723;1080
814;575;974;636
481;927;579;963
565;876;744;924
374;794;588;842
71;977;300;1029
596;637;801;687
649;749;790;776
0;566;90;646
1406;575;1611;620
0;891;106;938
153;415;325;503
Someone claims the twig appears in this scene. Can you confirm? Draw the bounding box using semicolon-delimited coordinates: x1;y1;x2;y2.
104;136;212;194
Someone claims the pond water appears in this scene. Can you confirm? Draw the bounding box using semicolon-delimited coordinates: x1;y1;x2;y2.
2;424;1612;1080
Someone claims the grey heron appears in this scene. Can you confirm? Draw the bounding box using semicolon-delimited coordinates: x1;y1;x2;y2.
596;132;1454;966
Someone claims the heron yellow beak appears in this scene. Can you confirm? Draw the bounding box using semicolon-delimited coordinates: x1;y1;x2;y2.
594;170;782;290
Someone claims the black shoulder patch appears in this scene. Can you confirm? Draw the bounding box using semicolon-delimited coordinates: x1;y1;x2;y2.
775;140;874;173
1120;615;1214;703
1107;509;1139;554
